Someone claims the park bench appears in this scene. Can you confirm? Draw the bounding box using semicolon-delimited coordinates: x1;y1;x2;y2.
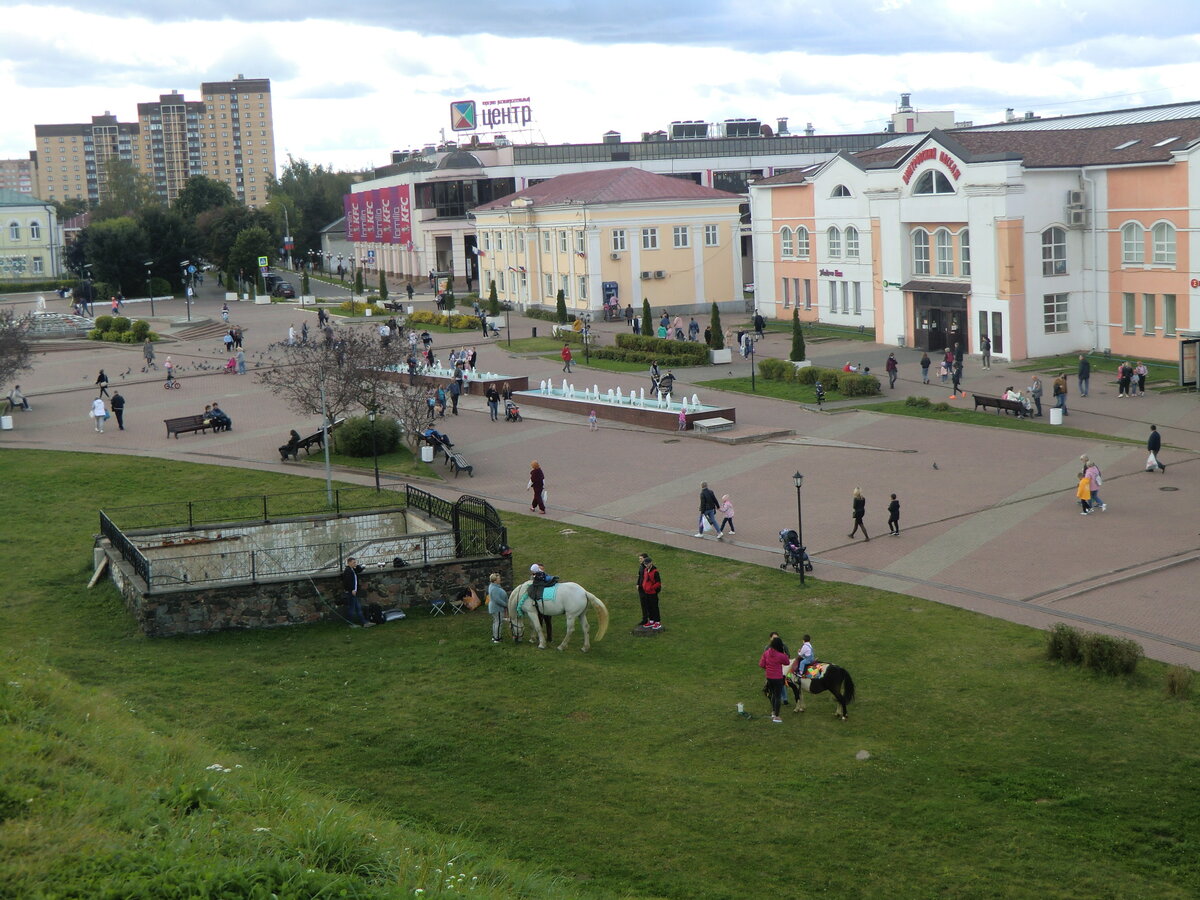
693;417;735;434
972;394;1030;418
164;414;211;438
447;451;474;478
280;419;344;460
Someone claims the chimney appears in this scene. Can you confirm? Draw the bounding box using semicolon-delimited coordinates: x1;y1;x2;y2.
899;92;912;111
776;117;789;135
804;122;815;137
1005;108;1015;122
1024;110;1036;120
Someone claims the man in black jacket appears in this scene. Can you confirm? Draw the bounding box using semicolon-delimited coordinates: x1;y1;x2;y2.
696;482;721;539
341;557;370;627
110;391;126;430
1146;425;1166;472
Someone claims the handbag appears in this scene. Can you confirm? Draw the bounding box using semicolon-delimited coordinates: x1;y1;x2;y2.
541;488;549;504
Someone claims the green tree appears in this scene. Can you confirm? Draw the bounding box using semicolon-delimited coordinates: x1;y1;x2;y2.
710;302;724;349
555;289;567;323
378;271;388;302
354;268;364;296
228;226;272;290
488;280;499;316
267;156;359;261
93;159;158;221
196;205;276;274
642;298;652;334
137;207;196;291
174;175;236;221
53;197;89;221
790;308;806;362
301;270;310;296
85;217;149;295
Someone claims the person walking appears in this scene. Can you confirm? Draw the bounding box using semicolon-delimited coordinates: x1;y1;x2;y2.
592;409;601;432
487;573;508;644
110;391;126;430
223;330;234;355
1146;425;1167;472
695;481;721;539
980;335;992;369
950;362;964;399
1081;456;1105;511
142;339;156;371
236;348;246;375
637;553;663;631
485;385;500;421
341;557;370;627
90;396;107;433
561;343;573;373
759;635;790;723
1029;375;1044;417
885;353;898;389
1076;471;1093;516
848;487;869;541
448;378;461;415
95;370;110;398
887;493;900;535
718;494;736;536
1077;355;1090;398
920;352;931;384
528;460;547;513
1053;373;1069;416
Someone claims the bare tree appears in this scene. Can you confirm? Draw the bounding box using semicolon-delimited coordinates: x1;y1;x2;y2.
382;377;437;453
0;310;33;389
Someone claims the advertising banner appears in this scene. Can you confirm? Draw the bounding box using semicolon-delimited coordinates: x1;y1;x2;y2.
377;188;394;245
344;194;362;242
362;191;377;243
395;184;411;246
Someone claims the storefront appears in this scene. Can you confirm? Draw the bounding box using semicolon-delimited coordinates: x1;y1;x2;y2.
906;281;969;353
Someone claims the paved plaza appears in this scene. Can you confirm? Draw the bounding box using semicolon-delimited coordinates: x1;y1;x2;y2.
4;282;1198;666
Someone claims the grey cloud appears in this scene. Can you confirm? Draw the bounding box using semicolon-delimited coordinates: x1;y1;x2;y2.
295;82;376;100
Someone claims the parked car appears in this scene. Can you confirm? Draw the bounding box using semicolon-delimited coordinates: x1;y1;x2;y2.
271;282;296;298
263;272;283;289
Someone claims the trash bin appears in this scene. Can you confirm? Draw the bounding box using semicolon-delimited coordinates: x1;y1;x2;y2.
407;305;413;315
0;415;12;431
420;445;434;463
1049;408;1063;425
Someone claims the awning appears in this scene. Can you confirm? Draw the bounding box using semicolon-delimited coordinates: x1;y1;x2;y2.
901;279;971;295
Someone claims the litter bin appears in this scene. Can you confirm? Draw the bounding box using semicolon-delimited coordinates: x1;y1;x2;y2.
0;415;12;431
1049;408;1063;425
407;305;413;315
420;445;434;463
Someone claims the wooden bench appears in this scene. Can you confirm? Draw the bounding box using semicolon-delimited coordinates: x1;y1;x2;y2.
382;301;404;312
447;452;474;478
280;420;344;460
693;417;735;434
164;414;211;438
972;394;1030;418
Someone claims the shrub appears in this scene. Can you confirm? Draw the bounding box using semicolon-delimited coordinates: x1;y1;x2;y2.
130;319;151;341
757;358;792;381
335;415;401;457
488;280;499;316
110;316;131;334
642;298;652;336
93;315;114;332
905;395;933;408
377;271;387;302
1080;632;1143;676
933;401;952;412
615;334;708;365
336;300;386;317
795;366;841;388
1165;665;1193;698
87;328;103;341
790;309;806;362
150;276;173;297
555;290;567;324
524;307;575;323
1047;623;1083;663
353;269;364;295
710;302;724;349
839;374;882;397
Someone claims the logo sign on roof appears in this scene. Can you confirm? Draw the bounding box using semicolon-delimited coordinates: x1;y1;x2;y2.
450;101;476;132
902;146;963;185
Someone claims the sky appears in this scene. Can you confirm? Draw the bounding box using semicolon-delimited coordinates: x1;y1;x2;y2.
4;1;1200;175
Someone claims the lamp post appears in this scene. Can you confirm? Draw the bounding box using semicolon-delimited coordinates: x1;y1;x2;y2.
368;409;381;493
749;334;760;391
179;260;192;322
582;312;591;364
144;261;154;316
792;471;806;586
307;249;314;272
337;254;344;280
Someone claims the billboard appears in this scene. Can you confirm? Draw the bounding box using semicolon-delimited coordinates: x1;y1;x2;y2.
345;185;412;245
449;97;533;132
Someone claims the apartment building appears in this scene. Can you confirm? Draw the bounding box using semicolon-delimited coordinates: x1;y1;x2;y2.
33;113;138;206
198;76;276;207
0;159;35;195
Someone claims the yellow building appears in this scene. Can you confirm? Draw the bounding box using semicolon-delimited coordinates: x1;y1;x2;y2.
472;167;743;316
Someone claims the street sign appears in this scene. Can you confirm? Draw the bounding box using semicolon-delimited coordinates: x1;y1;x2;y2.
187;265;196;274
367;250;376;261
257;256;268;267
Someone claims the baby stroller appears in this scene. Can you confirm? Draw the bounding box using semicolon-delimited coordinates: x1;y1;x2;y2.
223;357;237;374
779;529;813;573
504;398;523;422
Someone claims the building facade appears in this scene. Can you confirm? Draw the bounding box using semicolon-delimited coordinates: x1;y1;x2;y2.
0;159;35;195
751;102;1200;362
136;93;205;205
0;188;62;281
33;113;138;206
471;168;743;315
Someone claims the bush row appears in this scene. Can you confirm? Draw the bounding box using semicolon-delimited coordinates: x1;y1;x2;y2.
336;300;388;317
589;347;699;368
1046;623;1143;676
615;333;709;365
407;310;482;329
525;307;576;323
755;360;881;397
904;395;952;412
88;318;154;343
0;279;73;295
336;415;402;457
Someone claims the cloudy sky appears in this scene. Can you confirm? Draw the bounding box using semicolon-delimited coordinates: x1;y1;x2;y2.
4;1;1200;175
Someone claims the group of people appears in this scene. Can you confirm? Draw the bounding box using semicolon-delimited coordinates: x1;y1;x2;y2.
847;487;901;541
759;632;816;723
694;482;736;540
1116;360;1149;398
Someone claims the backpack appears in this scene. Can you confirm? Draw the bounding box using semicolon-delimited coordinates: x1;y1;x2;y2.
366;603;385;625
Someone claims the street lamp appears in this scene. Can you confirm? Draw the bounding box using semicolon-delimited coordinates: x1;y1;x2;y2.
792;471;806;586
308;249;314;272
144;260;155;316
368;409;381;493
749;334;759;391
337;254;344;280
582;312;591;364
179;260;192;322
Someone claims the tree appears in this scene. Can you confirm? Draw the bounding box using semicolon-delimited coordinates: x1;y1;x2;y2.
267;156;359;261
790;308;806;362
93;158;158;221
301;270;310;296
555;290;567;324
354;268;364;296
53;198;89;221
378;271;388;303
138;206;196;291
0;310;33;388
196;204;276;273
174;176;236;221
642;298;651;335
488;280;499;316
228;226;272;290
85;217;149;296
710;302;724;349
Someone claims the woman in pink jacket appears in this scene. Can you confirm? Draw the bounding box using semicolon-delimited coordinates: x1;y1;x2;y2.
759;635;790;723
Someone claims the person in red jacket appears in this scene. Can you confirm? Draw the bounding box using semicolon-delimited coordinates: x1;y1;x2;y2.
637;552;662;631
561;343;573;373
759;635;790;723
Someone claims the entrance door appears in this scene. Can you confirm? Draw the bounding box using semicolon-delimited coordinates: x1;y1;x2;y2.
912;291;967;352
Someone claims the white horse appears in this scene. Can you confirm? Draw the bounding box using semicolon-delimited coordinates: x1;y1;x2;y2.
507;581;609;651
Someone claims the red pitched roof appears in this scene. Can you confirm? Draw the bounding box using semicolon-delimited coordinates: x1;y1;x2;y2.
474;166;742;211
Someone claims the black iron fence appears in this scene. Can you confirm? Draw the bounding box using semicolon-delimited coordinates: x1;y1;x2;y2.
99;510;150;584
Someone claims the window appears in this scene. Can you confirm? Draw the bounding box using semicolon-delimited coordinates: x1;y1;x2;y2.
1152;222;1176;265
1121;222;1145;264
1144;293;1156;334
912;229;930;275
796;226;810;259
853;281;862;315
704;224;718;246
960;229;971;276
781;277;791;308
560;274;570;298
495;231;504;252
544;274;553;297
827;281;837;311
578;276;587;299
1164;294;1177;336
1041;227;1067;276
542;231;551;253
845;226;860;259
576;231;585;254
1044;293;1069;334
667;225;687;249
912;170;955;194
8;222;18;240
1123;292;1135;333
498;270;506;292
30;221;41;240
831;184;852;197
641;227;658;250
611;229;626;252
803;279;812;310
935;229;953;276
781;227;793;258
827;226;842;258
32;256;43;274
558;231;568;253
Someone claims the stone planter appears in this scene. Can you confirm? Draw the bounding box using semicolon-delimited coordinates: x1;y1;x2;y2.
254;295;270;305
709;348;732;364
225;292;238;303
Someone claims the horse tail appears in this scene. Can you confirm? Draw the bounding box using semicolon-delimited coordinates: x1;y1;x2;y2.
586;591;608;642
839;667;855;706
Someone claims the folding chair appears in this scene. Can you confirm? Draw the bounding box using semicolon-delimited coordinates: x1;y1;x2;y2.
429;596;447;616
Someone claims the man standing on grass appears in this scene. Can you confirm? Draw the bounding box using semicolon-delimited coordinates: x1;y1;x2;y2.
637;553;662;631
341;557;370;627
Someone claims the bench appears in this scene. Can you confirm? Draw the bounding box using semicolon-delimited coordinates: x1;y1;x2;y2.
280;419;344;460
972;394;1030;418
447;452;474;478
693;417;735;434
164;414;211;437
382;301;404;312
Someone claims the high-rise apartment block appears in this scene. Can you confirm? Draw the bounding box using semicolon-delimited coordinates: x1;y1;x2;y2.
31;75;275;208
0;158;36;194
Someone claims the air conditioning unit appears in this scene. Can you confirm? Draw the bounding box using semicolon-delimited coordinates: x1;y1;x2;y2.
640;270;653;280
1067;189;1085;207
1067;208;1088;228
653;270;666;279
610;252;621;260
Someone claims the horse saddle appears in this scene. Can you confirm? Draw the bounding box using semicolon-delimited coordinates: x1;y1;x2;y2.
802;661;828;681
519;582;557;615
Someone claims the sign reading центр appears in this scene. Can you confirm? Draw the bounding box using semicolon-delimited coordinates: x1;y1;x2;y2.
450;97;534;132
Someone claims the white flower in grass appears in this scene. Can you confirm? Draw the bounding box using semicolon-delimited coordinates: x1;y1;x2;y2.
253;827;271;832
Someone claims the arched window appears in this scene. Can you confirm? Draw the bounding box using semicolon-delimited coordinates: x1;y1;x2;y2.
845;226;860;259
1152;222;1176;265
29;220;41;240
1121;223;1145;264
8;221;19;241
935;228;953;276
831;184;852;198
780;226;793;258
827;226;842;257
960;229;971;277
912;228;930;276
1041;227;1067;276
913;170;955;194
796;226;810;259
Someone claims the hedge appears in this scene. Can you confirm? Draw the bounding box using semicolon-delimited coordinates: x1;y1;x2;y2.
0;280;73;295
336;415;401;457
407;310;482;329
1047;623;1143;676
615;333;708;365
754;359;882;397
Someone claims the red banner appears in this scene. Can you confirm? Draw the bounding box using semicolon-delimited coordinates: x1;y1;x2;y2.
377;188;394;244
395;184;411;246
344;193;362;242
362;191;377;243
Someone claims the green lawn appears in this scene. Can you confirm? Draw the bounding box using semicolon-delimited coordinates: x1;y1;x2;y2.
696;375;848;403
858;398;1146;444
540;353;650;374
2;450;1198;899
1010;351;1176;375
323;445;443;480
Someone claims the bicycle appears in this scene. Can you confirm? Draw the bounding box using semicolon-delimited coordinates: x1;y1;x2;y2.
163;375;181;390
